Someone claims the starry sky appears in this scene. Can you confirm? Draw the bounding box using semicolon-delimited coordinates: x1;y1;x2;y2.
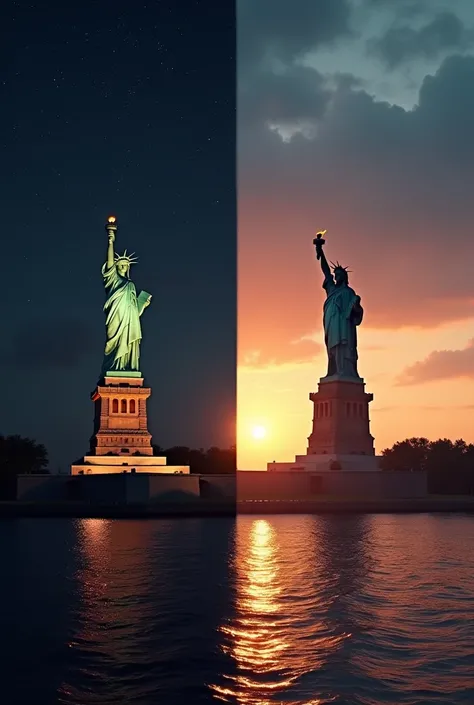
0;0;236;470
237;0;474;469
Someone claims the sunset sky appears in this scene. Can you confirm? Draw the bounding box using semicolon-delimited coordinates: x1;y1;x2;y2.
237;0;474;469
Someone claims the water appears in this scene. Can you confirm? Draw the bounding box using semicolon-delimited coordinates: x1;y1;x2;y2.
2;515;474;704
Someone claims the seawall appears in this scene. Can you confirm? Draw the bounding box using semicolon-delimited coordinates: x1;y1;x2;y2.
1;495;474;518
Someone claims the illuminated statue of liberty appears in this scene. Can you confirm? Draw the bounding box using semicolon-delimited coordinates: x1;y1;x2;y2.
313;231;363;380
101;217;152;376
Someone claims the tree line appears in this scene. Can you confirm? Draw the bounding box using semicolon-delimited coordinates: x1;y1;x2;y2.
0;435;49;499
152;445;236;474
3;434;473;498
381;437;474;495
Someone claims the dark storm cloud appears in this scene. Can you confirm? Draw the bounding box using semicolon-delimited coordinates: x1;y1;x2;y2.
239;2;474;366
369;12;472;68
242;50;474;243
1;318;98;371
239;65;331;127
238;0;353;70
361;0;427;12
416;53;474;141
398;340;474;385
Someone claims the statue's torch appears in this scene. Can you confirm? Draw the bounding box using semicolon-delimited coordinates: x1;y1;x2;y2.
105;215;118;239
313;230;327;260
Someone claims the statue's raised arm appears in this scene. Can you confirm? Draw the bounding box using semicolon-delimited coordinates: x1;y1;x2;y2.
313;231;332;283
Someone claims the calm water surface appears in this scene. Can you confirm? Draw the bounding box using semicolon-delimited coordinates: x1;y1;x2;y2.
2;514;474;704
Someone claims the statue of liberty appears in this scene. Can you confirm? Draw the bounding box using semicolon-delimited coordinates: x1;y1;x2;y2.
313;231;363;380
101;217;152;376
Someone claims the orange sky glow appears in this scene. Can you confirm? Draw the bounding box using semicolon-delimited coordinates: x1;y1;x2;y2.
237;208;474;469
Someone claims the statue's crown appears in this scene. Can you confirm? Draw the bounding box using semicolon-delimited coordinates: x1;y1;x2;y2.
330;260;351;273
115;249;138;265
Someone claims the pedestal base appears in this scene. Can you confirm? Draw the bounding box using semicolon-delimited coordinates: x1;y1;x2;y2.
71;455;190;476
104;370;142;379
268;454;380;473
268;376;377;473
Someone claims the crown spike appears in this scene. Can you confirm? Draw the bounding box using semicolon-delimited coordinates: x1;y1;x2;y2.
114;250;139;266
330;260;350;274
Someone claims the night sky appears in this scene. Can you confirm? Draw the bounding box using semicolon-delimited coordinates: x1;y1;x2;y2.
0;0;236;470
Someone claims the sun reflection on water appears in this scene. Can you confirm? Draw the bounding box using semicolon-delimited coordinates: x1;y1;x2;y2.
211;518;346;704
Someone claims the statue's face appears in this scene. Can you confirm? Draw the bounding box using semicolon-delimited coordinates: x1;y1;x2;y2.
116;260;129;277
334;268;346;284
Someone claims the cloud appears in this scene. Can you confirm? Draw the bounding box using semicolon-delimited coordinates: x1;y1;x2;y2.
398;339;474;385
238;10;474;365
240;336;322;369
239;65;332;129
362;0;450;19
369;12;472;68
362;0;423;6
1;318;98;371
238;0;353;70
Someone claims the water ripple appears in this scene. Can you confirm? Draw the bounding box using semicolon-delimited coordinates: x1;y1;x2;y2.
211;514;474;705
2;514;474;704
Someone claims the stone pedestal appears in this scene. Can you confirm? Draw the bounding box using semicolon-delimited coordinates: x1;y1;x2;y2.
90;373;153;456
267;376;378;473
71;371;190;476
307;376;375;456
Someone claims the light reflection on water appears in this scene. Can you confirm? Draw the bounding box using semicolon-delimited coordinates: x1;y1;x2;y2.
55;517;236;705
211;514;474;705
61;518;158;702
211;516;350;704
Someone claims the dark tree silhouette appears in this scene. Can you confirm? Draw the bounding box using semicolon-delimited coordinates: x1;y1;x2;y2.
380;437;430;473
205;445;236;474
152;444;236;474
0;434;49;499
381;437;474;495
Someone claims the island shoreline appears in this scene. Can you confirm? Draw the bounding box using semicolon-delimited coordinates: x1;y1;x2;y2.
1;496;474;518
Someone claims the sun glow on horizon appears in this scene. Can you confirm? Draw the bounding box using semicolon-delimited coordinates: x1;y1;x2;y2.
238;319;474;470
251;424;267;440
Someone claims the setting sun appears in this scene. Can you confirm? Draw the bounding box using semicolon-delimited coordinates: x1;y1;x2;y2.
252;425;267;440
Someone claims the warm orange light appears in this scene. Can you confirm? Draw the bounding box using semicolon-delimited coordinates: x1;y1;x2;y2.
252;425;267;440
210;517;344;702
107;216;116;223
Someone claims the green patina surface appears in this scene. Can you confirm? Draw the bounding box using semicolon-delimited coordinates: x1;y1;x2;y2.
101;224;152;376
314;235;363;380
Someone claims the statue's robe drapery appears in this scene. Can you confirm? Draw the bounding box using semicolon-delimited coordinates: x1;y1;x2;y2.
322;275;363;379
101;263;142;372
